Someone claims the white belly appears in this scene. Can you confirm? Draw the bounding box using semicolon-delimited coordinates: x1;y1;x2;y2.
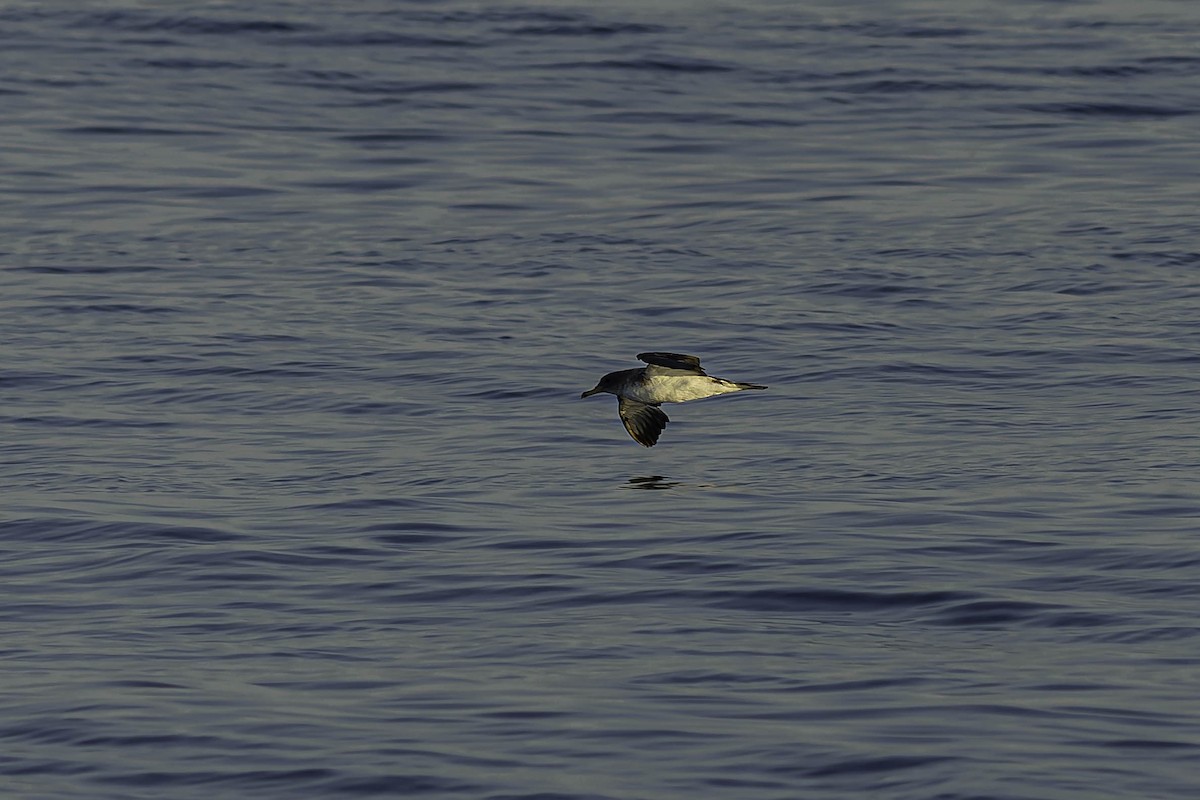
628;375;742;404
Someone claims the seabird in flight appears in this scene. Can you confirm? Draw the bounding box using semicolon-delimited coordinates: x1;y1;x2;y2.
581;352;767;447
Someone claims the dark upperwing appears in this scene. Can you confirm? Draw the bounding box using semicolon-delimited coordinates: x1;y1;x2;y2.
636;352;705;375
618;398;670;447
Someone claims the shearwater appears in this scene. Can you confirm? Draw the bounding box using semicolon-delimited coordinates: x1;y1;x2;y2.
580;352;767;447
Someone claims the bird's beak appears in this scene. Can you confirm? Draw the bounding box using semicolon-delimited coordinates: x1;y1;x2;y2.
581;387;600;398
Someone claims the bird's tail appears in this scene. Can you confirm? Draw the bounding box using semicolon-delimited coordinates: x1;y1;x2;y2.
735;382;767;390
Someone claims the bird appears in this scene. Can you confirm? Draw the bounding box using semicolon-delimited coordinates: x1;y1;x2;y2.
581;352;767;447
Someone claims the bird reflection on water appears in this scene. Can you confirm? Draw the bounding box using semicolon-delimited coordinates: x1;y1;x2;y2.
625;475;681;490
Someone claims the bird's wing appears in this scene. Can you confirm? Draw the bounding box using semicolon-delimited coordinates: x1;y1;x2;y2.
637;352;706;376
618;398;670;447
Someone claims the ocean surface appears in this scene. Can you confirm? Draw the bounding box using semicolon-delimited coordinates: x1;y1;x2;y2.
2;1;1199;798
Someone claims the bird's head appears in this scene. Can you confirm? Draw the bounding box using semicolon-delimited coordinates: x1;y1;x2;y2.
580;371;622;399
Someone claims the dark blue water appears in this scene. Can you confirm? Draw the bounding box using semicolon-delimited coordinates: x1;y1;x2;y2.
3;1;1199;798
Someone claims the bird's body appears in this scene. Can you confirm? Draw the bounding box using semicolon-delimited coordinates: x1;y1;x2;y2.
581;352;767;447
